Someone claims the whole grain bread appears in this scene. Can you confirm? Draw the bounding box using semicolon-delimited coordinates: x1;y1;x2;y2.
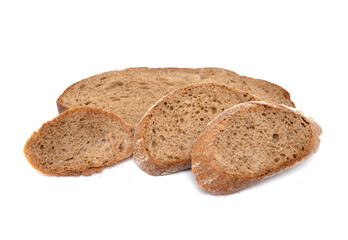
191;101;322;194
24;106;133;176
57;67;295;129
133;83;260;176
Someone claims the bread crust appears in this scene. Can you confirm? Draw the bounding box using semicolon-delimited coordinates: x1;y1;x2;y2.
24;106;134;176
133;83;260;176
191;101;321;194
56;67;295;129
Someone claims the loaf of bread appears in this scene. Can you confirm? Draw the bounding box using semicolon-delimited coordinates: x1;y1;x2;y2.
191;102;322;194
57;67;295;129
24;106;133;176
133;83;260;176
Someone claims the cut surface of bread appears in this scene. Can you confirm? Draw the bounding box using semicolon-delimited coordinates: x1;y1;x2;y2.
191;102;322;194
57;67;295;129
133;83;260;176
24;107;133;176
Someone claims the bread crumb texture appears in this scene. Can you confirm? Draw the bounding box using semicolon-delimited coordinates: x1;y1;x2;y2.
134;83;259;175
24;107;133;176
192;102;321;194
58;67;294;128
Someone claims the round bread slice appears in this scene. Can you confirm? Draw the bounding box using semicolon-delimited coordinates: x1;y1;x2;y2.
133;83;260;176
57;67;295;129
24;106;133;176
191;102;322;194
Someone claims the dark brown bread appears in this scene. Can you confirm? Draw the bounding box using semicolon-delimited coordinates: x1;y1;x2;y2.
133;83;260;176
24;107;133;176
191;102;322;194
57;67;295;129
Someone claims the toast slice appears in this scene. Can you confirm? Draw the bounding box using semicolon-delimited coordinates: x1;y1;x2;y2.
133;83;260;176
191;102;322;194
57;67;295;129
24;106;133;176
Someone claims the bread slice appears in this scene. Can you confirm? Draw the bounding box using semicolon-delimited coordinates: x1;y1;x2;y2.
57;67;295;129
133;83;260;176
191;102;322;194
24;106;133;176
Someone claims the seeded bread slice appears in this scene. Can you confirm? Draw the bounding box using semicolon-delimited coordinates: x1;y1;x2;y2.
133;83;260;176
191;102;322;194
24;106;133;176
57;67;294;129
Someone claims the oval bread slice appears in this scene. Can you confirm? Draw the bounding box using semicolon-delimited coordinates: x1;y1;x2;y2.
57;67;295;129
133;83;260;176
191;102;322;194
24;106;133;176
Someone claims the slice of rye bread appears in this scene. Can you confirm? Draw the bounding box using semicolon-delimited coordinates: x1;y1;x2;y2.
57;67;295;129
133;83;260;176
191;101;322;194
24;106;133;176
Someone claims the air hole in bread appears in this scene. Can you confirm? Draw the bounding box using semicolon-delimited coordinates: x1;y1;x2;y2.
152;140;157;148
272;134;279;143
84;101;91;106
119;143;124;152
110;97;120;101
140;86;150;90
108;81;123;89
210;107;217;114
64;157;74;162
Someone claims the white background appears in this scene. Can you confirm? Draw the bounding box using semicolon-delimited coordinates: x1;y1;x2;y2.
1;1;347;239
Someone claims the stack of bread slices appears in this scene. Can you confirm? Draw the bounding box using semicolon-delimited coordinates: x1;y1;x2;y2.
24;67;321;194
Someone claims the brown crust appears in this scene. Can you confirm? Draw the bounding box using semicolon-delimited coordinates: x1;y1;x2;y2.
191;101;321;194
23;106;134;176
56;67;295;126
133;83;260;176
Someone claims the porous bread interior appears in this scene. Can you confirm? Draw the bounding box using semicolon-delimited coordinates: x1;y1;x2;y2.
25;108;132;175
59;68;293;127
144;84;258;165
214;104;313;177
